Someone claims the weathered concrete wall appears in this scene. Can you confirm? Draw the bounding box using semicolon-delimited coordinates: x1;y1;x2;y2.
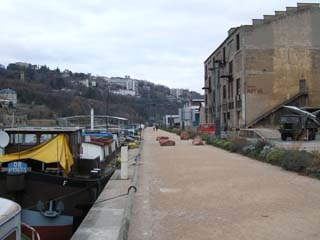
204;5;320;129
244;6;320;125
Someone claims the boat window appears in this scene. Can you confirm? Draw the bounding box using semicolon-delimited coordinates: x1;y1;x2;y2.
4;230;16;240
40;134;56;143
14;134;37;145
78;132;81;144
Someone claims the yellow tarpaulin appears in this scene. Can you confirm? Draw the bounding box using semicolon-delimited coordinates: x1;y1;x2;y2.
0;134;74;174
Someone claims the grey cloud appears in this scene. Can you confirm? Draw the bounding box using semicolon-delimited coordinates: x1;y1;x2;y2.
1;0;319;93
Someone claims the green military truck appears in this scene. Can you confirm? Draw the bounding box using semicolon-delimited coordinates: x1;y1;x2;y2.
279;114;318;141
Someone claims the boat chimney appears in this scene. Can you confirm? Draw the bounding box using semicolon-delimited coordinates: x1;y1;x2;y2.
90;108;94;130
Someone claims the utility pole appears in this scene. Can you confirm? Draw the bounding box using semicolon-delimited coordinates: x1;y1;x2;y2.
215;61;221;139
210;60;223;139
106;85;110;132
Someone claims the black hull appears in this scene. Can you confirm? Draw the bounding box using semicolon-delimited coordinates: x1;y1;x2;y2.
0;168;114;231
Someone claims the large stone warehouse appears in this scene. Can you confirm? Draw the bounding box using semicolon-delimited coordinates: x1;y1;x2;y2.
204;3;320;130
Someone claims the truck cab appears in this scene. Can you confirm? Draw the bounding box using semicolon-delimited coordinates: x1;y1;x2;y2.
279;115;317;141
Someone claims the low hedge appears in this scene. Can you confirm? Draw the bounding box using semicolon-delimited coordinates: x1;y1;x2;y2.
206;136;320;179
163;128;320;179
266;149;286;165
281;150;313;172
210;139;233;150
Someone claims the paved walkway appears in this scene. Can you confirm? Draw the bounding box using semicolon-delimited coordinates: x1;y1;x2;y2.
128;128;320;240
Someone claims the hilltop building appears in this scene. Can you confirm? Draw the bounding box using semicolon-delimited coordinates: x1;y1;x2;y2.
108;76;138;96
13;62;37;70
204;3;320;130
170;88;189;99
79;79;97;88
61;69;72;78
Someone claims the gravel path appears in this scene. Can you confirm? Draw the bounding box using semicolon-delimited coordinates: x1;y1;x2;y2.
128;128;320;240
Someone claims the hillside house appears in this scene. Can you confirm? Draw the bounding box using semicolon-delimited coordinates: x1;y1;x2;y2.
0;88;17;106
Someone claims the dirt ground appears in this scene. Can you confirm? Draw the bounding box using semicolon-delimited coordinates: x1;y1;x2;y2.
128;128;320;240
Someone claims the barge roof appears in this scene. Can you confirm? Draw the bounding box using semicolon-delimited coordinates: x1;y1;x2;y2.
4;127;83;133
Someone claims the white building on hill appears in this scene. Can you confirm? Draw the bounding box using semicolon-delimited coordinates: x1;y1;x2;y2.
0;88;17;106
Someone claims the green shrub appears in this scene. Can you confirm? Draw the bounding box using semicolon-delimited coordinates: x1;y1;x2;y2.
266;149;287;165
171;128;181;135
306;167;320;179
187;131;196;139
254;140;271;152
248;140;272;160
242;144;256;157
281;150;313;172
200;134;209;142
229;138;249;153
205;135;217;144
211;139;232;150
259;145;274;160
304;150;320;178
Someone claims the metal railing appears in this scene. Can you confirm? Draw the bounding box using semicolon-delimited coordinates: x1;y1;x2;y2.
21;223;41;240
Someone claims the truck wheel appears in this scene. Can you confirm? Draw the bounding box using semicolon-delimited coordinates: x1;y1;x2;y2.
312;132;316;140
281;134;287;141
308;131;315;141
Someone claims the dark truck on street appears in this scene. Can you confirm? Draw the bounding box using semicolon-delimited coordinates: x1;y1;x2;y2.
279;106;320;141
279;115;318;141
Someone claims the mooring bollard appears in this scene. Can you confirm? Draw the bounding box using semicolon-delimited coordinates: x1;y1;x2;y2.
121;146;128;180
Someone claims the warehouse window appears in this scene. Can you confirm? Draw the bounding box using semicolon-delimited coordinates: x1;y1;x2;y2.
236;34;240;50
299;79;306;93
229;61;233;74
228;80;234;99
236;78;241;95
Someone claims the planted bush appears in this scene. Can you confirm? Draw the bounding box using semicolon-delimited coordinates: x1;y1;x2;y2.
250;140;273;160
306;152;320;178
281;150;313;172
201;134;216;144
171;128;181;135
204;133;320;180
242;144;256;157
228;138;249;153
187;129;197;139
259;145;274;159
211;139;232;150
266;149;287;165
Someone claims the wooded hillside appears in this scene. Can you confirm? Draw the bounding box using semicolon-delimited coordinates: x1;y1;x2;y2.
0;63;202;123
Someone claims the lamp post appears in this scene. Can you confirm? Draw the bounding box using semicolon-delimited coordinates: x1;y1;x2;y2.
209;60;225;139
207;65;219;138
202;86;210;124
106;85;110;132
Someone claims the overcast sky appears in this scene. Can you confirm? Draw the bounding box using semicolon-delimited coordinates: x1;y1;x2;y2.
0;0;319;93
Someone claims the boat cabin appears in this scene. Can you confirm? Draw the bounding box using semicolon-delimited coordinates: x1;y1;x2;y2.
1;127;83;174
0;197;21;240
